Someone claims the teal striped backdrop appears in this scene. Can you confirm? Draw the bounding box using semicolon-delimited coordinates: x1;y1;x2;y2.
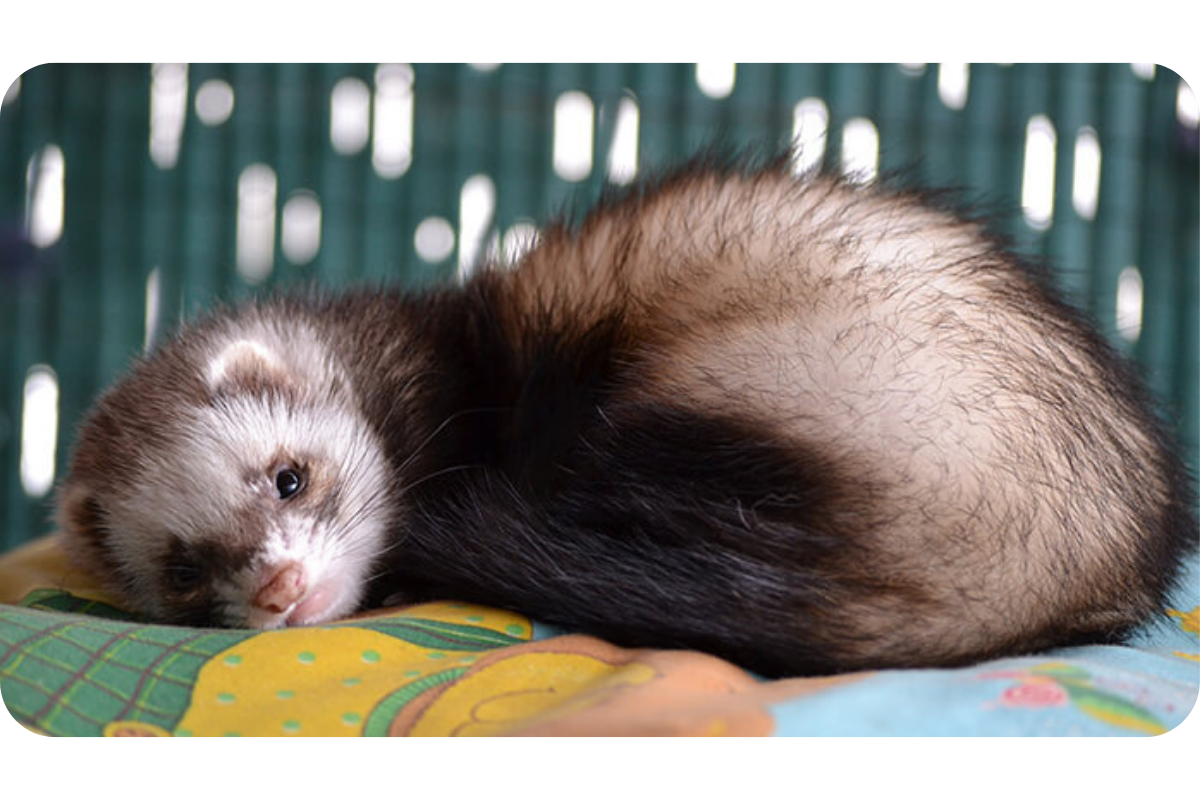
1;63;1197;553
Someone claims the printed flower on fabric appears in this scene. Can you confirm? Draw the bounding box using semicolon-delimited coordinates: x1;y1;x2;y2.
979;662;1168;735
1167;606;1198;636
1167;606;1200;662
999;681;1068;708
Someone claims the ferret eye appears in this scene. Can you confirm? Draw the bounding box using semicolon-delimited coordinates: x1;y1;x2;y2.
275;468;304;500
166;562;203;593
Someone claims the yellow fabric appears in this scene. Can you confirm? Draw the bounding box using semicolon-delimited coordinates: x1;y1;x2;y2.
0;534;111;604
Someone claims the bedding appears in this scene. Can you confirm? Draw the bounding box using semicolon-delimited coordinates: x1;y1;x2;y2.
1;534;1196;736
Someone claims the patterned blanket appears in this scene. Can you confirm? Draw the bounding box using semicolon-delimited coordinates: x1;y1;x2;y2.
1;535;1196;736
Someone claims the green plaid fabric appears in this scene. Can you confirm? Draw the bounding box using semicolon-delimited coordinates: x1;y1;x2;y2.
0;604;251;735
0;593;529;736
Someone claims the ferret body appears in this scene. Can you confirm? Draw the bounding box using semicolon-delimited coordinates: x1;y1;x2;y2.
57;160;1196;677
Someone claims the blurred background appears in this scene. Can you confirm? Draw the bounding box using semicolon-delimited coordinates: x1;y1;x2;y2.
0;63;1196;554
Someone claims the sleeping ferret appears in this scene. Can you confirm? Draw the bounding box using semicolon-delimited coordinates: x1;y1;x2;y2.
55;156;1197;677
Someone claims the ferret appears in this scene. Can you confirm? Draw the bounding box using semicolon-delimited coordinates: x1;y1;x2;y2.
55;156;1197;678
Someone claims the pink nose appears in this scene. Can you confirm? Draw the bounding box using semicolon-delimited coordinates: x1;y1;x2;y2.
254;562;307;613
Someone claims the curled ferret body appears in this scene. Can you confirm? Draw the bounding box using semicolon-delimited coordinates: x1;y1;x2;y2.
57;158;1197;677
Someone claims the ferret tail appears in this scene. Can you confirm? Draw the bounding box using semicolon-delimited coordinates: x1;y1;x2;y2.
390;399;885;678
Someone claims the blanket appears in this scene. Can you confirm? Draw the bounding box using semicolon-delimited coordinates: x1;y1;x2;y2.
1;535;1196;736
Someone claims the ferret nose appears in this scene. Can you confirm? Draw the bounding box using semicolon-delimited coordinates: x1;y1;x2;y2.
254;562;307;613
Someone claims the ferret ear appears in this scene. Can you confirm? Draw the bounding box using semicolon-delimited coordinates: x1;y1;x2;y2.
56;481;118;577
205;339;292;395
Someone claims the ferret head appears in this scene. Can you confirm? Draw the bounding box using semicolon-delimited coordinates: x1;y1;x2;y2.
56;309;393;629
